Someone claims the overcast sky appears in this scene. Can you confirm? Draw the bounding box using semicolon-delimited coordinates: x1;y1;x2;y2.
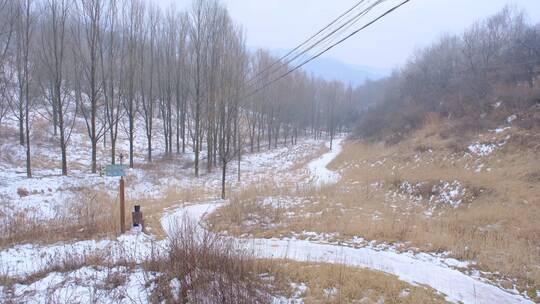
156;0;540;70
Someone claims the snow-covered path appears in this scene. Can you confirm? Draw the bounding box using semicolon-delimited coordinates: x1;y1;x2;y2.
308;138;343;185
160;139;532;304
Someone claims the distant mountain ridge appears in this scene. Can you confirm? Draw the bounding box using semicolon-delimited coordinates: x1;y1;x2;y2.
266;48;389;86
302;57;388;86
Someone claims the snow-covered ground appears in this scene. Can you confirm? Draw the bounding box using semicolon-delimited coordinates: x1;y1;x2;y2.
2;266;154;303
0;113;323;223
308;138;343;186
0;115;328;302
3;196;532;303
0;120;534;303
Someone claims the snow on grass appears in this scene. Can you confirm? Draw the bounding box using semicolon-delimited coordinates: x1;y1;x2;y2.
387;180;469;208
323;286;338;298
467;133;510;159
272;282;306;303
0;169;104;221
0;135;534;304
10;266;155;304
156;143;531;304
308;138;343;186
0;230;159;277
493;126;511;134
0;113;323;223
468;142;498;157
259;196;305;210
168;201;532;304
430;180;466;207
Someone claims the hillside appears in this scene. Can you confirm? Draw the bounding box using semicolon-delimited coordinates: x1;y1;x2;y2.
0;112;458;303
352;8;540;143
1;111;538;302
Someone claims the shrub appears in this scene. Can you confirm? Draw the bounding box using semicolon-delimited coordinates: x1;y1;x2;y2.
16;187;29;197
145;215;271;303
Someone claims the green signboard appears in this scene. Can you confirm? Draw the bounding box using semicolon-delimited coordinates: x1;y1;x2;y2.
106;164;125;177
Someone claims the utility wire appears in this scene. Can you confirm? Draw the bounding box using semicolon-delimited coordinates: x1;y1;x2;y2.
246;0;386;92
296;0;386;67
244;0;411;100
242;1;380;104
245;0;367;87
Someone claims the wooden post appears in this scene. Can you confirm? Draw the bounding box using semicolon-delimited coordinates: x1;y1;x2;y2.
119;153;126;234
119;176;125;234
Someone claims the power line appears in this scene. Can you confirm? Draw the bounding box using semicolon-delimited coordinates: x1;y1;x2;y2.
244;0;368;87
245;0;387;93
244;0;411;101
245;0;385;90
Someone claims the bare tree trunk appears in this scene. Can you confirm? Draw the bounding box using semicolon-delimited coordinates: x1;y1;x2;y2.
181;98;186;153
23;0;32;178
75;0;104;174
221;161;226;199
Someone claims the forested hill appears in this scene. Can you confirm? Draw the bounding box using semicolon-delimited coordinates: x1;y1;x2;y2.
352;7;540;143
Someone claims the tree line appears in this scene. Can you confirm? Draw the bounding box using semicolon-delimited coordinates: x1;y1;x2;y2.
353;7;540;141
0;0;358;197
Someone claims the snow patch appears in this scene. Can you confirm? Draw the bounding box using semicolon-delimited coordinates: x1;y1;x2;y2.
308;138;343;186
493;126;511;134
388;180;469;208
9;266;155;303
468;143;498;157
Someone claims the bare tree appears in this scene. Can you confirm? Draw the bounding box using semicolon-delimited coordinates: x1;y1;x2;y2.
40;0;75;175
175;14;188;155
157;5;177;156
73;0;105;173
218;20;246;199
13;1;28;146
121;0;144;168
0;0;16;129
139;2;159;162
13;0;35;177
205;2;225;173
187;0;210;177
100;0;122;164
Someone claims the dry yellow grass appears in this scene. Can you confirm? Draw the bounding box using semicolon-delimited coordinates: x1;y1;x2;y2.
207;121;540;298
268;261;449;303
0;188;118;249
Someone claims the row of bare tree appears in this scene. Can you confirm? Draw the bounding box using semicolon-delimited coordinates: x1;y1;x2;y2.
353;7;540;140
0;0;357;197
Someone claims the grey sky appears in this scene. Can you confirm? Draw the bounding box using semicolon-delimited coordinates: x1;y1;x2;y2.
156;0;540;70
